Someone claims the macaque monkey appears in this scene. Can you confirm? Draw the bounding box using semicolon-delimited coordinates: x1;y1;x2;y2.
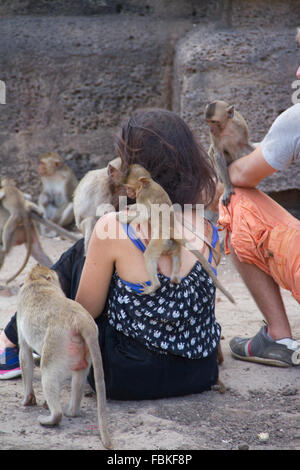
38;152;78;235
205;100;255;206
115;164;235;303
0;178;52;283
17;264;112;450
73;157;123;254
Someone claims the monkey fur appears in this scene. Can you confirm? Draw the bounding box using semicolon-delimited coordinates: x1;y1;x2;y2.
115;164;235;304
17;264;112;449
0;178;52;283
205;100;255;206
73;157;122;254
38;152;78;234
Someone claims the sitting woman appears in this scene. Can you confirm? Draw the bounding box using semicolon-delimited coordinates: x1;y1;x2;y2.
0;108;222;400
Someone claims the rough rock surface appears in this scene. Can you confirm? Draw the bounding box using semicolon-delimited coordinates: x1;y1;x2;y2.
0;15;188;196
0;0;299;215
174;25;300;196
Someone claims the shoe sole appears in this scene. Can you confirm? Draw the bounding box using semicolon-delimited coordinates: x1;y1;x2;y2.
230;351;290;368
0;368;22;379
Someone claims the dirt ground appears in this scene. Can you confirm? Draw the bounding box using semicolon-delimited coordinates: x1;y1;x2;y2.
0;236;299;451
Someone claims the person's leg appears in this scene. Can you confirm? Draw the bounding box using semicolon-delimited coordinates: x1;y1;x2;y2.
0;313;21;379
229;240;292;340
0;330;16;349
229;238;300;366
0;312;18;349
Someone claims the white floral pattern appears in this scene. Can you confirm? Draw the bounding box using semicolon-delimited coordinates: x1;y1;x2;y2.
107;262;221;359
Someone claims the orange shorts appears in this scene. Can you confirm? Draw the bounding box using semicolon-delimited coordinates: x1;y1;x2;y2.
218;188;300;304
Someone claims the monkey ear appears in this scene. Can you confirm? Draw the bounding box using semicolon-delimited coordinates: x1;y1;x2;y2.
227;105;234;119
107;163;116;176
108;163;122;183
138;177;150;187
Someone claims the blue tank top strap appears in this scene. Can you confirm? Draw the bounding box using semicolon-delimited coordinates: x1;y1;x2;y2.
207;222;219;275
211;222;219;248
120;278;151;294
121;221;218;281
121;223;146;253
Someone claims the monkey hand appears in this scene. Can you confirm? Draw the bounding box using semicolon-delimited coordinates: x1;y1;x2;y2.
26;201;45;216
222;187;235;206
139;281;160;295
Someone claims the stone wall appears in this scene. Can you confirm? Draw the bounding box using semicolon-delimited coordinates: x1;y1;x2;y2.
0;0;299;215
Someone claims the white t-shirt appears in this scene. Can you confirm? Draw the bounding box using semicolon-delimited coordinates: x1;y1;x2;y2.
260;103;300;171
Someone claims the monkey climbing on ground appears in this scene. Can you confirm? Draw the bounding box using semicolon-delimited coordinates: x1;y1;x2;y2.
38;152;78;235
205;100;256;206
73;157;123;254
114;164;235;303
0;178;52;283
16;264;112;449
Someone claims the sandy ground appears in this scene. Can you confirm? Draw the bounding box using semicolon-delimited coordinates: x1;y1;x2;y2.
0;236;299;451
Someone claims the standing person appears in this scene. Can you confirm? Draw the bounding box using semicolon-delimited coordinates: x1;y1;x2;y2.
217;100;300;367
1;108;224;401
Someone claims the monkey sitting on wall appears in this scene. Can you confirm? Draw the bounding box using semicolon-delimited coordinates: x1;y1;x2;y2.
38;152;78;235
73;157;123;254
17;264;112;449
205;100;256;206
114;164;234;304
0;178;52;283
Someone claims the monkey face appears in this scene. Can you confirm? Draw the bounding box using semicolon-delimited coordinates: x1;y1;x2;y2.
38;152;64;176
206;119;222;137
205;101;235;137
38;161;48;176
124;184;137;200
38;158;62;176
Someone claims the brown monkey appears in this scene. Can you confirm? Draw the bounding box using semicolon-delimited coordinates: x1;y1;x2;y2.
38;152;78;235
73;157;123;254
205;100;255;205
0;178;52;283
115;164;235;303
16;264;112;449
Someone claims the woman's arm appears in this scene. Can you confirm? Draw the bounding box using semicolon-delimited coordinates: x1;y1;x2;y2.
75;213;116;319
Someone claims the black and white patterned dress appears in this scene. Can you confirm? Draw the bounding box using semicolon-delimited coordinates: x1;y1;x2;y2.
106;223;221;360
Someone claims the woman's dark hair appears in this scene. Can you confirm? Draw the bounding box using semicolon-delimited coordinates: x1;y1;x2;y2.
115;108;216;208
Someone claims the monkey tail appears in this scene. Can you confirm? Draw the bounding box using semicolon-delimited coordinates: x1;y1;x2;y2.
6;216;32;284
177;238;235;304
81;323;113;450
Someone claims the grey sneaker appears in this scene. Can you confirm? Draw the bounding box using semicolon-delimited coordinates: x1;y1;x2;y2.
229;326;300;367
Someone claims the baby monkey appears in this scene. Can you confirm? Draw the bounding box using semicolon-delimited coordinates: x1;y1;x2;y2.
205;100;255;205
17;265;112;449
116;164;234;303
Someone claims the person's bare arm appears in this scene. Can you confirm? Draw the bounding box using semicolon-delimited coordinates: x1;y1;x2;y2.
75;213;116;318
228;145;277;188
